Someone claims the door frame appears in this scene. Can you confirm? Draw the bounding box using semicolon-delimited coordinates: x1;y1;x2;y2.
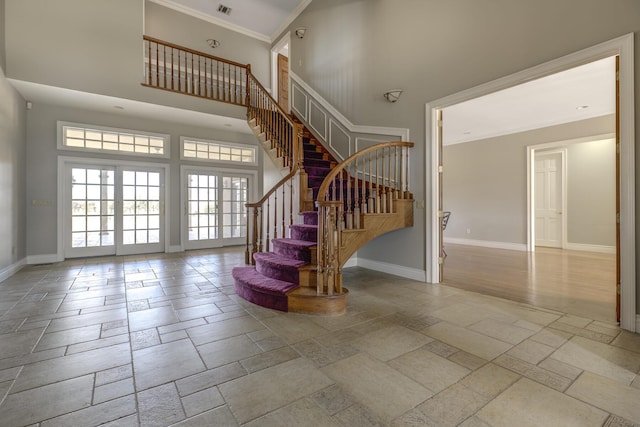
180;165;258;251
530;148;567;250
426;33;636;331
271;31;291;110
526;135;615;252
57;156;171;260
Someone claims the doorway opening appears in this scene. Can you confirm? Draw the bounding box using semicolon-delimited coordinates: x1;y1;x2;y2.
427;34;635;331
271;32;291;113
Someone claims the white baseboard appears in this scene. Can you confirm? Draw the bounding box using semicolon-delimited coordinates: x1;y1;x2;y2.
355;257;426;282
0;258;27;283
343;255;357;269
564;243;616;254
27;254;61;265
444;237;527;251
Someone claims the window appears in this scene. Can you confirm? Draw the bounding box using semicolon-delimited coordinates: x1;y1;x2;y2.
181;137;256;165
58;122;169;158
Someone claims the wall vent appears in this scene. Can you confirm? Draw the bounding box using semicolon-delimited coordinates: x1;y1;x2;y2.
217;4;232;15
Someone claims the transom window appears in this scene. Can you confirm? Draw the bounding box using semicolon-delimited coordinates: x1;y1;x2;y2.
181;137;256;165
58;122;169;157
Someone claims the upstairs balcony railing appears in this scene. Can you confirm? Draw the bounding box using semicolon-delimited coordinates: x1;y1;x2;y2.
143;36;249;106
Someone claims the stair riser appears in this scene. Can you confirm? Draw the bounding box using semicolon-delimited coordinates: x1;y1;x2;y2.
234;281;288;312
300;212;318;225
255;260;300;283
273;243;312;263
290;227;318;242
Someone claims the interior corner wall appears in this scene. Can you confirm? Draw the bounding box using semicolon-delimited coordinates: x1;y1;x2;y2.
566;138;616;247
25;103;260;258
0;62;27;271
443;115;615;245
0;0;6;72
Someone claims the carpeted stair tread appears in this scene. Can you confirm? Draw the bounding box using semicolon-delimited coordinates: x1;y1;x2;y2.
300;211;318;225
232;266;297;312
254;252;306;283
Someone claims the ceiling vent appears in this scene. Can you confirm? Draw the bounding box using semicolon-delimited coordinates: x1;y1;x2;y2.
217;4;232;15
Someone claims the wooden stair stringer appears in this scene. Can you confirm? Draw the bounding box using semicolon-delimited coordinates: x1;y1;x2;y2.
339;199;414;266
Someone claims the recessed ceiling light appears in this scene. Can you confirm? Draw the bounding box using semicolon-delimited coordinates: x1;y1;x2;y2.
576;105;589;110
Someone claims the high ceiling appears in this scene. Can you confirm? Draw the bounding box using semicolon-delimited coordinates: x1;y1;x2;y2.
10;3;616;142
152;0;310;42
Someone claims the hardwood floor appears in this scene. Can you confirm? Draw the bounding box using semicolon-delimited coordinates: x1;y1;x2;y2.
442;244;617;323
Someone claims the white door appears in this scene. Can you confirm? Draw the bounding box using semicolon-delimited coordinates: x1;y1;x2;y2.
65;163;165;258
184;170;250;250
535;151;564;248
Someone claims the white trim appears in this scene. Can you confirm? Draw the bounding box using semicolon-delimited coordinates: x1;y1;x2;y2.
529;148;568;250
527;134;615;252
290;72;410;141
57;156;172;260
444;238;527;252
269;0;313;42
57;121;170;159
167;245;183;253
564;243;616;254
291;85;308;121
0;258;27;283
27;254;61;265
328;118;350;160
343;254;358;269
148;0;271;42
180;165;258;251
308;99;327;140
356;258;427;282
180;136;258;165
428;33;635;332
271;32;291;112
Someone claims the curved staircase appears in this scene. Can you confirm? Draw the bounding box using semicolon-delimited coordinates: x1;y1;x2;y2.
232;132;349;315
141;36;414;316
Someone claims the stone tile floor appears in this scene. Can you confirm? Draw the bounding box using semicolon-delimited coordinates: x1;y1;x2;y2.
0;246;639;426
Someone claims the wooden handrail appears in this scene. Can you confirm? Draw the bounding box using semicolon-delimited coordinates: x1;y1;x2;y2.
316;141;414;296
317;141;414;201
143;36;250;69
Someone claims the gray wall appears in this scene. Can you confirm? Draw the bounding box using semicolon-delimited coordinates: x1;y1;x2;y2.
279;0;640;306
0;0;5;71
443;116;615;245
4;0;269;120
145;1;270;86
566;138;616;246
0;53;27;269
26;102;261;256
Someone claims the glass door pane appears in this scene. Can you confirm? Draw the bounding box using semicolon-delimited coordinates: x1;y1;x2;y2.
118;168;164;255
66;166;116;257
186;173;220;249
222;176;248;243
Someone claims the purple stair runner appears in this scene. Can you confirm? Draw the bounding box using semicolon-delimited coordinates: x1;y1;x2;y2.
232;142;327;311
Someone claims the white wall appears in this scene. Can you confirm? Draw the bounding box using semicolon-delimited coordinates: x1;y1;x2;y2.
443;116;615;246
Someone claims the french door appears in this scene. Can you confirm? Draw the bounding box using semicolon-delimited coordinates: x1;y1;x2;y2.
64;162;165;258
183;168;251;250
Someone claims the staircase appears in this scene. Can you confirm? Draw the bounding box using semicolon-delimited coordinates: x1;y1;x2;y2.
232;129;349;314
142;36;415;315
